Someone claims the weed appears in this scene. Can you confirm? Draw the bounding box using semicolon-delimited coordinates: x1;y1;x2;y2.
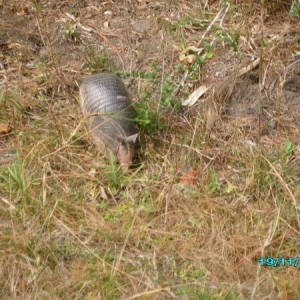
173;14;207;33
134;102;152;129
30;0;40;11
290;0;300;18
65;23;80;42
175;285;214;299
161;77;177;107
1;157;31;204
83;51;112;72
208;168;219;195
283;140;296;158
214;27;240;53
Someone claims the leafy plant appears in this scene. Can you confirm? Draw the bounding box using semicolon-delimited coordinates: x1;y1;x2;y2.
214;27;240;53
284;140;296;157
290;0;300;18
83;51;111;72
208;168;219;194
135;102;165;135
65;23;80;42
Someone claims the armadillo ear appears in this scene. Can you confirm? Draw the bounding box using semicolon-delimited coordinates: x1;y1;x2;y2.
126;133;138;143
117;136;127;146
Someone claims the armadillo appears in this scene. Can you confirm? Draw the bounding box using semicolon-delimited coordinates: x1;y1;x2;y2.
79;73;138;170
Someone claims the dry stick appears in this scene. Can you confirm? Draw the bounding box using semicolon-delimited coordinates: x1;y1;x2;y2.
219;2;231;28
0;196;16;211
164;183;173;229
35;14;46;46
124;288;170;300
172;70;189;95
209;1;231;46
263;155;299;223
197;4;227;48
258;2;265;140
112;208;140;277
175;4;229;92
157;35;168;116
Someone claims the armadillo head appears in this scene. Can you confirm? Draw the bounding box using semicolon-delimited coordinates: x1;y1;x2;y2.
117;133;138;170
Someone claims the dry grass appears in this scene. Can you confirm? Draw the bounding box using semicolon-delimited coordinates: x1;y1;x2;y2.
1;0;300;299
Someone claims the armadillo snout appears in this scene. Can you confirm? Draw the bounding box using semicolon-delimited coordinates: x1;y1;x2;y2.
116;133;138;170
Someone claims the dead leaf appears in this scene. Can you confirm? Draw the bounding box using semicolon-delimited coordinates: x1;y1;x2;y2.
180;168;198;186
104;10;112;17
185;54;196;64
182;46;203;54
100;186;108;200
0;123;11;134
182;85;208;107
180;46;204;63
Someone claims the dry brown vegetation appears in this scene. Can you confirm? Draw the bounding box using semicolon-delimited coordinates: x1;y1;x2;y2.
1;0;300;299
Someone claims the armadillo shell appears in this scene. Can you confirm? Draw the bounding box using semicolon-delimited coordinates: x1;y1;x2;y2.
80;73;134;115
79;73;138;157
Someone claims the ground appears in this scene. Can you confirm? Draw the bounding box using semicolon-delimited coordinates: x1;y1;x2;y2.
1;0;300;299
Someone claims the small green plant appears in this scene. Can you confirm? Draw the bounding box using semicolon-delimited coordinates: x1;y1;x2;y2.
103;150;124;189
284;140;296;157
107;150;118;184
30;0;40;11
224;32;240;52
135;102;165;135
140;63;161;80
135;102;152;129
279;141;298;185
179;43;214;81
130;66;174;134
69;8;79;17
290;0;300;18
175;285;214;299
102;150;139;189
214;27;240;53
173;14;207;32
100;276;120;299
0;158;31;204
208;168;219;194
175;15;193;28
161;77;177;108
65;23;80;42
83;52;111;72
